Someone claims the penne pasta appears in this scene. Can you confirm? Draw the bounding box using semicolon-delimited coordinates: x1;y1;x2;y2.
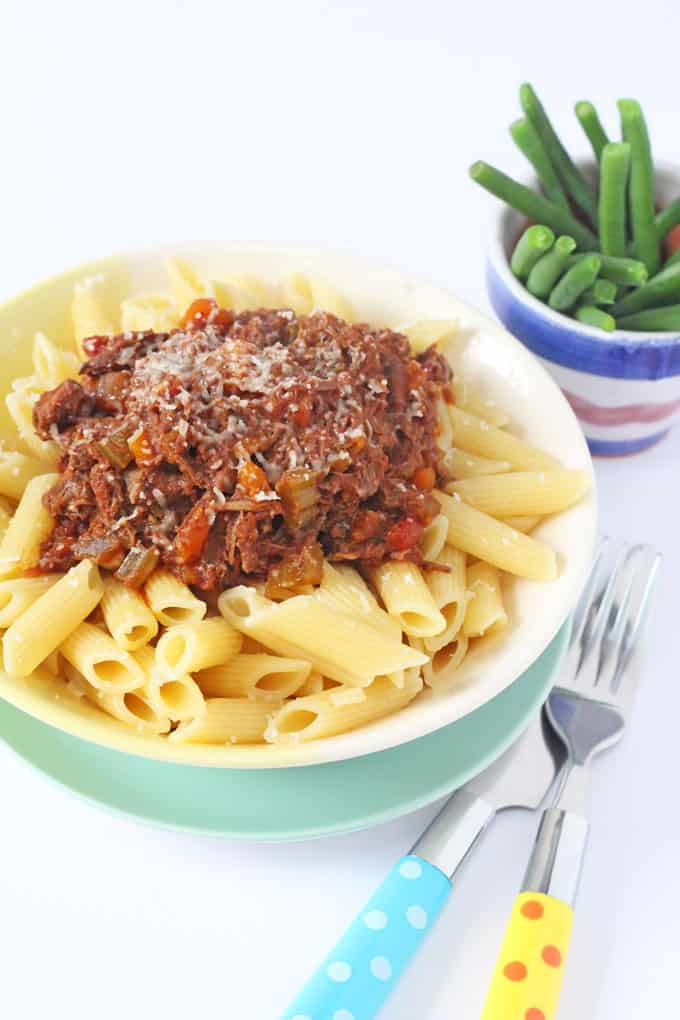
3;560;104;677
447;406;559;470
313;562;402;642
32;333;80;389
95;686;172;735
265;673;423;744
0;502;12;543
370;562;446;639
399;319;459;355
452;380;510;427
155;617;242;680
421;514;449;562
501;515;541;534
435;489;558;581
423;635;470;691
424;546;468;653
448;470;590;518
308;274;355;321
0;574;61;628
441;448;512;480
133;646;206;722
144;569;207;626
295;670;324;696
100;578;159;650
6;379;59;463
120;294;179;333
436;398;454;453
166;257;213;309
218;586;427;686
169;698;272;745
72;280;115;358
60;620;146;693
196;654;311;704
0;473;58;579
0;447;46;501
282;273;313;315
463;562;508;638
212;278;260;312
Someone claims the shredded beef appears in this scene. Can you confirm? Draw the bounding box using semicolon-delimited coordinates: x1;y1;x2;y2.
33;308;452;590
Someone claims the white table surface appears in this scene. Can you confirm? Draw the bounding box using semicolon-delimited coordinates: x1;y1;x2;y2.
1;2;679;1017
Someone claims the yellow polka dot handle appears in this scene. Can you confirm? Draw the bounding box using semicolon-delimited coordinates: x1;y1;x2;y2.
480;892;574;1020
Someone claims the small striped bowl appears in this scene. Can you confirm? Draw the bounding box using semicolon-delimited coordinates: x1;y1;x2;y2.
486;163;680;455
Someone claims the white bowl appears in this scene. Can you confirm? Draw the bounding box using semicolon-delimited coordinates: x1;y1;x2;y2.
0;242;597;767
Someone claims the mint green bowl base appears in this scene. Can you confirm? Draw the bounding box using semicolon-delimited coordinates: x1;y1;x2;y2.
0;622;569;841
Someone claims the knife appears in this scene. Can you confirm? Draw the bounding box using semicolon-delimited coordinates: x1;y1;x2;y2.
280;710;563;1020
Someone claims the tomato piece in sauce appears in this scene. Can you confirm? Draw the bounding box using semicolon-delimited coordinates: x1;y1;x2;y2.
386;515;424;553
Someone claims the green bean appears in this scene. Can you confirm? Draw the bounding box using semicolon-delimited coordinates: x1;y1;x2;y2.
655;199;680;242
574;305;616;332
616;303;680;331
520;83;598;225
611;260;680;317
511;225;555;279
574;101;610;163
565;253;648;287
598;143;631;258
469;162;598;249
618;99;660;276
526;235;577;298
549;255;601;311
580;279;617;306
510;118;570;211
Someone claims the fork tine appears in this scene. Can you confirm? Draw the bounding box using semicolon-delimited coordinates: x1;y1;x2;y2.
574;541;631;689
611;546;661;700
564;537;611;676
595;545;648;691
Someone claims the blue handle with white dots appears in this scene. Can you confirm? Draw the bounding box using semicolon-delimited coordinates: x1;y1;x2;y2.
281;854;451;1020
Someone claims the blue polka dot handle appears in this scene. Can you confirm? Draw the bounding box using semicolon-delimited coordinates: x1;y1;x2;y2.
280;854;451;1020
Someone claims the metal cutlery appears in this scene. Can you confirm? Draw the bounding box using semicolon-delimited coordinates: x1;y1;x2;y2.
281;694;563;1019
480;540;660;1020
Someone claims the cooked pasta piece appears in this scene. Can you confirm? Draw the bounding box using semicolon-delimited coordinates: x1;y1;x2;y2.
166;257;213;309
42;649;61;676
95;687;172;735
0;575;61;628
421;514;449;562
217;274;280;309
282;273;313;315
100;578;159;650
452;380;510;427
0;447;46;501
6;379;58;463
447;470;590;518
72;280;115;358
370;562;446;639
60;620;146;693
144;569;207;626
399;319;459;355
424;547;468;653
422;635;470;691
441;448;512;480
436;398;454;453
211;278;259;312
196;654;311;703
0;473;58;579
435;489;558;581
265;673;423;744
169;698;272;745
3;561;104;677
463;562;508;638
155;618;242;680
308;274;355;321
218;586;427;686
384;669;405;689
501;515;541;533
295;670;324;696
120;294;179;332
132;646;206;722
313;562;401;642
32;333;80;389
447;406;559;470
0;502;12;543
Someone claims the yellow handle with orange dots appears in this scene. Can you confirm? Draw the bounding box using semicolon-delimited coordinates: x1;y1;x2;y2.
480;892;574;1020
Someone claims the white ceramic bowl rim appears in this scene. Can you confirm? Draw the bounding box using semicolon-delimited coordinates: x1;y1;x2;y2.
488;158;680;347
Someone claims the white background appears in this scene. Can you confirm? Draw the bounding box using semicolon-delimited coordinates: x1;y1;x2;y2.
1;2;678;1017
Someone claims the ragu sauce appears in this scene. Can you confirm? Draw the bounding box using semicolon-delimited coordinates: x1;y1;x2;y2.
32;304;452;594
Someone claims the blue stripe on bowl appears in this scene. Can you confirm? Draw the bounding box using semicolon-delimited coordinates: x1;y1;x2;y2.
487;262;680;381
587;431;669;456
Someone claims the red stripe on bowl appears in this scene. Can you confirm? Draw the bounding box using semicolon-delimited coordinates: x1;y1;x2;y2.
563;389;680;425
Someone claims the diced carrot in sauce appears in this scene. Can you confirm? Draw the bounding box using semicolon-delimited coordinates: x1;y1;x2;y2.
386;515;424;552
237;460;268;496
175;503;213;564
180;298;217;330
412;466;436;491
128;428;154;465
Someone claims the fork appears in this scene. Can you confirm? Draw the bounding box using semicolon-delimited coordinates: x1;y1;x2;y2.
480;539;661;1020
